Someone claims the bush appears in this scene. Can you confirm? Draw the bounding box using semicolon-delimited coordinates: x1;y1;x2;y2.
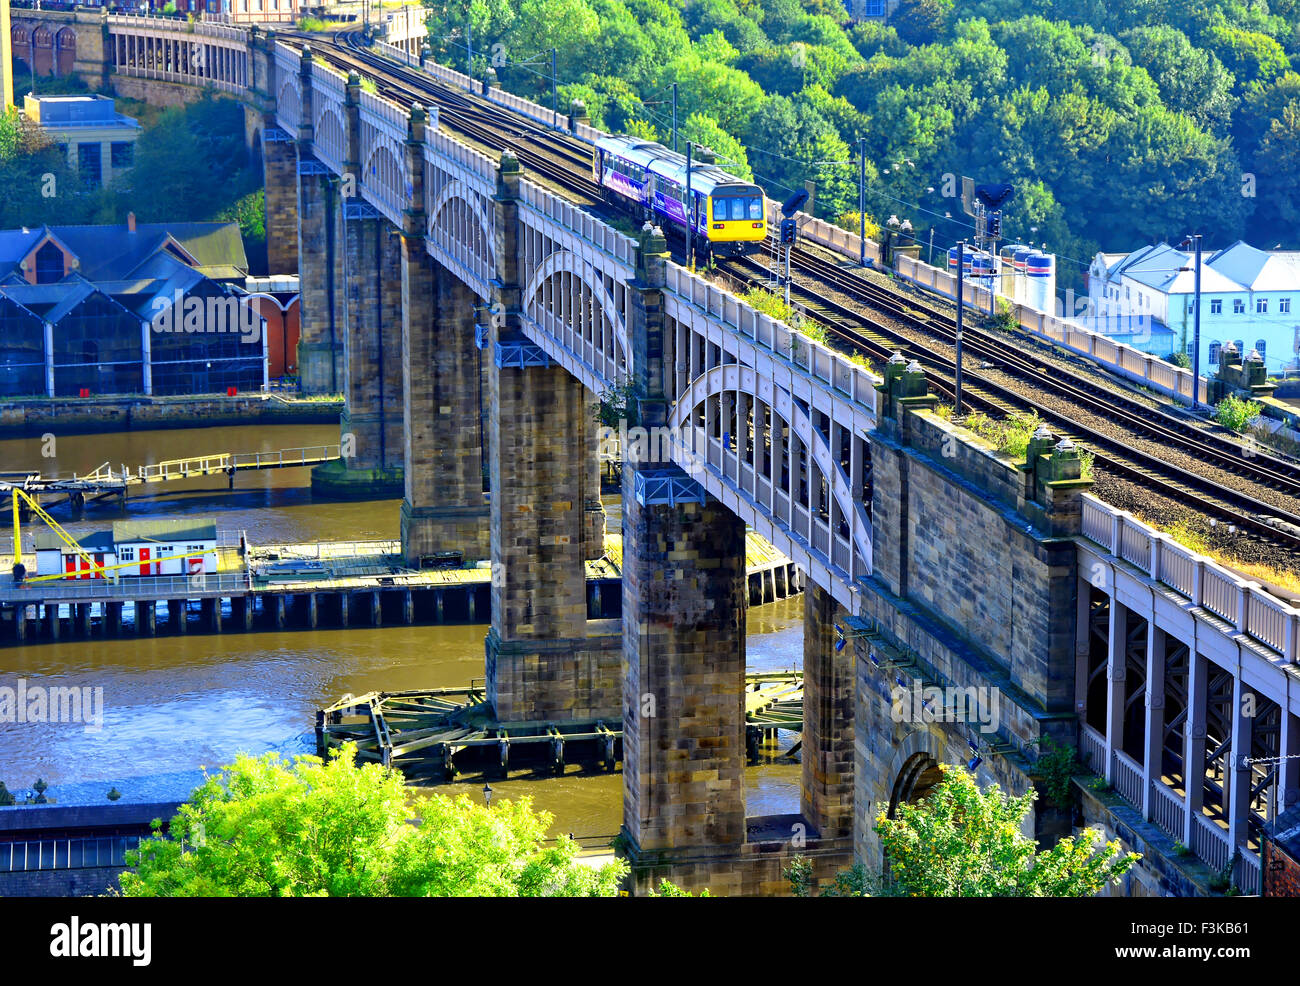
1168;351;1192;369
1214;395;1262;433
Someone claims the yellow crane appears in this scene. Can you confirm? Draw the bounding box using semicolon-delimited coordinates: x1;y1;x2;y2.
10;488;209;586
10;487;114;584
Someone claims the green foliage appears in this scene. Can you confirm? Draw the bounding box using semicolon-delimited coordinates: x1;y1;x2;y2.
992;297;1019;332
295;16;330;32
957;408;1042;460
1214;394;1263;433
119;744;626;897
1168;350;1193;369
358;76;379;94
646;880;712;896
418;0;1300;278
873;763;1139;897
1034;736;1081;810
593;380;639;428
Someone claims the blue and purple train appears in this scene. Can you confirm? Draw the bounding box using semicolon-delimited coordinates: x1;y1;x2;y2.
592;134;768;259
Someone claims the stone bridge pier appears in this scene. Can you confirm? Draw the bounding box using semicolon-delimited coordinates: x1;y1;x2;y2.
616;229;855;895
484;154;620;722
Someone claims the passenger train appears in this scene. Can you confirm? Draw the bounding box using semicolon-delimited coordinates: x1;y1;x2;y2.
592;134;768;260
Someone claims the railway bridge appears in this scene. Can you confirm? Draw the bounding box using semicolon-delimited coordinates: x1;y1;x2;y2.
6;9;1300;896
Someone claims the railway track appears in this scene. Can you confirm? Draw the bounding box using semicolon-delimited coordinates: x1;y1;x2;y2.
285;32;1300;558
724;253;1300;550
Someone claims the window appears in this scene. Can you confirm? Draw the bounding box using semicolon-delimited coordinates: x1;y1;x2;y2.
863;0;886;15
110;142;133;168
118;547;133;561
1257;299;1268;314
1282;298;1292;314
1208;341;1222;364
1256;339;1267;359
1210;299;1222;315
1235;339;1245;353
77;142;102;186
1234;299;1245;314
34;241;64;284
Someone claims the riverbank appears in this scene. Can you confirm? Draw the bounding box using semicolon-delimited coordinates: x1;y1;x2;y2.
0;394;343;439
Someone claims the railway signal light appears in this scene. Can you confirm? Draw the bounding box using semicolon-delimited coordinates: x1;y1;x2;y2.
988;211;1002;241
780;218;797;245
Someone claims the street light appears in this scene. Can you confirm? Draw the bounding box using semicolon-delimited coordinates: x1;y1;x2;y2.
1180;233;1204;409
482;783;493;808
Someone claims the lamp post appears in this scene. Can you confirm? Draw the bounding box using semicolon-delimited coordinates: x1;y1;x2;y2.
857;135;866;267
955;239;965;414
671;82;678;153
1187;233;1203;409
482;783;493;808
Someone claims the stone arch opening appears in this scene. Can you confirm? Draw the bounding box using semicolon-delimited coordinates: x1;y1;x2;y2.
888;751;942;819
55;27;76;77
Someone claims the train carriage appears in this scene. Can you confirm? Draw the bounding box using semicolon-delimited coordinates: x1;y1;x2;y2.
593;134;767;259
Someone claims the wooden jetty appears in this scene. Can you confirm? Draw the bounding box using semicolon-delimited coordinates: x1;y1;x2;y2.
0;528;802;644
317;671;805;780
1;445;341;513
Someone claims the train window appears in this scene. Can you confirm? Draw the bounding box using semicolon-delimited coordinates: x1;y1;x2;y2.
713;197;762;221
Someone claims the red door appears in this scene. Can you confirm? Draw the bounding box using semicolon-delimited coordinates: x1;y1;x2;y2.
65;555;75;579
139;547;151;576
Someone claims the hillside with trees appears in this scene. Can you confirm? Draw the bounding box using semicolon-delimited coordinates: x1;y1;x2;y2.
420;0;1300;288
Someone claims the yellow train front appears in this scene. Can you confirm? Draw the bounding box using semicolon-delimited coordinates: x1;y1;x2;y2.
701;183;768;257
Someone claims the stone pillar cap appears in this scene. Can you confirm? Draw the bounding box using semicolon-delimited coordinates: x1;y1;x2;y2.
904;359;923;373
888;351;906;365
1248;348;1262;362
1223;340;1239;352
1033;424;1053;440
1054;437;1076;451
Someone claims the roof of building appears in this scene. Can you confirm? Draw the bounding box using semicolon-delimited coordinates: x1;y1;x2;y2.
1097;240;1300;297
1269;805;1300;861
0;221;248;284
112;519;217;544
33;530;115;552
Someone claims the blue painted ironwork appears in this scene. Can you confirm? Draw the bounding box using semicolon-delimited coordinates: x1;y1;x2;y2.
495;329;551;369
632;467;708;507
344;200;384;220
297;158;331;176
264;127;294;143
475;323;489;351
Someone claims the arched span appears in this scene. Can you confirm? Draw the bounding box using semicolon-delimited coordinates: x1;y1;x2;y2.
522;247;629;378
669;363;872;571
427;178;494;275
363;140;406;201
313;106;345;168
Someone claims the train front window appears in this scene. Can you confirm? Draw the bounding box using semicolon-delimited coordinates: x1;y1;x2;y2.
714;197;762;221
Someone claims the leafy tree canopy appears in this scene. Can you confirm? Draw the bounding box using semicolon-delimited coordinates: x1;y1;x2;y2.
119;743;626;897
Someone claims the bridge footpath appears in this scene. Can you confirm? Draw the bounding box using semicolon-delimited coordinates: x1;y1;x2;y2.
14;11;1298;896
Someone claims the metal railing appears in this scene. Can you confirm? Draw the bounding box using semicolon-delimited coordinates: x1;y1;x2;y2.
0;571;250;602
0;836;140;873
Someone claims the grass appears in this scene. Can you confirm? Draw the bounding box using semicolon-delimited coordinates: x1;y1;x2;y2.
358;76;379;94
947;408;1042;460
296;16;330;31
1144;517;1300;596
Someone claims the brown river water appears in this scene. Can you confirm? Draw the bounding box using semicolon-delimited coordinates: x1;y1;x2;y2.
0;423;805;841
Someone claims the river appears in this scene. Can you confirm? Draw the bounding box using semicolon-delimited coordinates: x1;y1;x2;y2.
0;423;805;841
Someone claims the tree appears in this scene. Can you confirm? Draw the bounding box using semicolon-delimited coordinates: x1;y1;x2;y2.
119;744;626;897
889;0;955;48
1121;25;1237;135
873;764;1138;897
680;112;752;179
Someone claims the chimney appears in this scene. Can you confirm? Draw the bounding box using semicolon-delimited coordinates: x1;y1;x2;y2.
127;212;136;233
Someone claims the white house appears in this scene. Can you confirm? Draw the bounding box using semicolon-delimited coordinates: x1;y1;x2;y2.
32;519;217;579
1087;241;1300;375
